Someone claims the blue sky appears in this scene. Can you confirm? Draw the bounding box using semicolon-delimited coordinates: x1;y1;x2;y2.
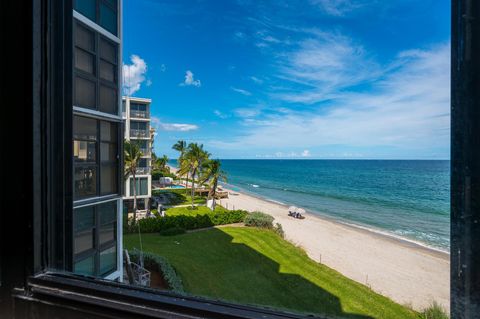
122;0;450;159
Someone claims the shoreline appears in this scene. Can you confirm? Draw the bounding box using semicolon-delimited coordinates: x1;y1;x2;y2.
217;183;450;311
223;182;450;256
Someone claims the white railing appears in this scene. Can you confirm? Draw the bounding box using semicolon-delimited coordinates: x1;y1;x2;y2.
130;129;148;138
130;110;149;119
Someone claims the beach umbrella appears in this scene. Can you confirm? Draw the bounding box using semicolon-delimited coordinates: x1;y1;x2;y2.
288;206;297;212
297;208;306;214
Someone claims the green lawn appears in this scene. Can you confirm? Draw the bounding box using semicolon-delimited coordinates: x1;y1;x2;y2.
152;188;206;205
165;205;227;216
124;227;420;319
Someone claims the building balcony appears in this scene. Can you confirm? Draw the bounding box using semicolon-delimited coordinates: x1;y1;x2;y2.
130;129;149;138
135;167;151;175
130;110;149;119
139;148;151;157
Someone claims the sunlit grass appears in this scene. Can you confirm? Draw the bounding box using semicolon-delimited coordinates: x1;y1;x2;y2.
125;227;420;319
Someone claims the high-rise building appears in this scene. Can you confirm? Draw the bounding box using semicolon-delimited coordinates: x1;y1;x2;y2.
122;96;154;218
72;0;123;280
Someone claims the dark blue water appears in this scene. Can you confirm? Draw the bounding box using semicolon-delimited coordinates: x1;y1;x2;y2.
171;160;450;251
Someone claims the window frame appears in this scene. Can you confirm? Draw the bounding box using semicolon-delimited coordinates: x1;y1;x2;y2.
2;0;480;318
73;20;119;115
73;115;121;201
73;199;118;278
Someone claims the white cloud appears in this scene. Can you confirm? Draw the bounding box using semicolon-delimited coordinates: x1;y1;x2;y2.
231;87;252;96
301;150;311;157
151;117;199;132
214;110;229;119
210;44;450;158
123;55;148;96
274;30;381;104
234;108;260;118
310;0;369;16
179;70;201;87
250;76;264;84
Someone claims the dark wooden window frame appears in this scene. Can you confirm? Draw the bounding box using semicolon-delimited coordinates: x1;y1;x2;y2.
1;0;479;318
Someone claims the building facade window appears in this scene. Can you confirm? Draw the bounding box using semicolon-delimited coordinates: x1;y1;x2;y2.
73;200;117;277
130;177;148;196
74;116;119;200
74;0;118;35
74;21;118;115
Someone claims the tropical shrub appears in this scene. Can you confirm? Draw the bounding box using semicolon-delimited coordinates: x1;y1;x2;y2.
124;209;248;234
274;222;285;238
129;251;184;293
244;211;274;229
421;302;449;319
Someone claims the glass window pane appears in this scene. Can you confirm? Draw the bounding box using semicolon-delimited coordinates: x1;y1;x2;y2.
74;166;97;198
100;3;117;35
100;164;117;195
100;38;117;63
74;206;95;255
138;158;147;168
75;0;96;22
101;143;116;162
74;206;95;232
130;103;146;112
100;60;115;82
141;178;148;195
74;116;97;140
99;85;117;114
74;141;96;162
75;48;95;74
100;121;117;142
75;22;95;51
99;223;115;245
74;255;95;276
99;246;117;276
98;201;116;224
130;178;147;196
75;76;96;109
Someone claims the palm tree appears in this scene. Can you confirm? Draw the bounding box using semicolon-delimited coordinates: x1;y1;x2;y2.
182;143;210;208
200;159;227;210
172;140;187;192
152;155;169;184
124;140;143;221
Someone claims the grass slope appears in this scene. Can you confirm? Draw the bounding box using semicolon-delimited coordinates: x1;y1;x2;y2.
125;227;419;319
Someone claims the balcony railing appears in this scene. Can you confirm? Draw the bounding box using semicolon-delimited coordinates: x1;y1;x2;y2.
130;129;149;138
139;148;151;157
130;110;149;119
136;167;151;175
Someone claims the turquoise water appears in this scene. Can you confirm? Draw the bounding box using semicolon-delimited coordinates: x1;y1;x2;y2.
171;160;450;251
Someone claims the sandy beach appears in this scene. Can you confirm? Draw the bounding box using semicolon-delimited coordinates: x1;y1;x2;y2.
217;188;450;311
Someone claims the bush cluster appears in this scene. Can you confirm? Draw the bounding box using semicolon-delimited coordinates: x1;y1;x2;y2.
420;302;449;319
244;211;274;229
274;222;285;238
152;170;177;180
125;209;248;234
129;251;184;293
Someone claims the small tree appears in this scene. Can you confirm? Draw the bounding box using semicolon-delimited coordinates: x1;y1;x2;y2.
181;143;210;208
172;140;188;193
200;159;227;210
124;140;143;221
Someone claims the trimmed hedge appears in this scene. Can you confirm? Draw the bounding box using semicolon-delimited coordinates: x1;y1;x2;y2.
244;211;274;229
125;209;248;234
129;251;184;293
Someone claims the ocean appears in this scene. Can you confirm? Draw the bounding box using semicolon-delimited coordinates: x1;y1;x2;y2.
172;159;451;251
